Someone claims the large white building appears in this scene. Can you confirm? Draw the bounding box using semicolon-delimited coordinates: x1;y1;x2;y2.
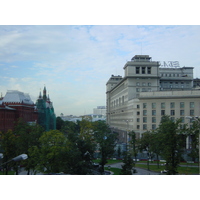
106;55;200;147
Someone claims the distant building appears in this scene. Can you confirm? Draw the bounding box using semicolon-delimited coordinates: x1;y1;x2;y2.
0;90;38;132
106;55;200;149
84;114;106;122
193;78;200;88
60;114;82;123
36;86;56;131
93;106;106;115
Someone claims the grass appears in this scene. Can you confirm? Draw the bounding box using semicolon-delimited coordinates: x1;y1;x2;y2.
0;171;15;175
104;167;121;175
138;160;198;166
135;163;199;175
94;159;199;175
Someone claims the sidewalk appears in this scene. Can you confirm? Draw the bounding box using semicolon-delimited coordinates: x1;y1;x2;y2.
18;168;43;175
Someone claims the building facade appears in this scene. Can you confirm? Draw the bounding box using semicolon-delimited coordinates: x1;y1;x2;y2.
0;90;38;132
36;86;56;131
106;55;200;148
93;106;106;116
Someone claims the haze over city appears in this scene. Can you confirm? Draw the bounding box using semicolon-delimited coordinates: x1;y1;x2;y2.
1;25;200;116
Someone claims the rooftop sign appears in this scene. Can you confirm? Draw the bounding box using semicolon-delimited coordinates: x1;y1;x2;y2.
159;61;180;68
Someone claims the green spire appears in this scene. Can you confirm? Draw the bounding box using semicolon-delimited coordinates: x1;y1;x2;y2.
43;85;47;100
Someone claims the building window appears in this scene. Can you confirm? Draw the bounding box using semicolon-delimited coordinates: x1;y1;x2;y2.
161;103;165;109
171;110;175;115
152;103;156;109
171;117;175;122
143;103;147;109
136;67;140;74
180;110;185;116
116;99;118;106
143;117;147;123
148;88;151;92
190;102;194;108
136;88;140;92
137;104;140;109
136;82;140;86
170;102;175;108
180;117;185;123
189;118;194;123
143;124;147;130
137;118;140;122
147;67;151;74
137;125;140;129
180;102;184;108
190;110;194;116
119;98;121;106
143;110;147;116
152;117;156;123
142;67;146;74
122;96;124;104
152;124;156;130
161;110;165;115
152;110;156;116
137;111;140;115
148;82;151;86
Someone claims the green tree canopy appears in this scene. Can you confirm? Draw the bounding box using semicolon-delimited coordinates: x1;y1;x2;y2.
156;115;185;175
93;120;118;173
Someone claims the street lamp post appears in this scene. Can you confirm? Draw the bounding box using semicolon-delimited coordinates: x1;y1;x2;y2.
123;119;132;151
185;116;200;175
0;154;28;175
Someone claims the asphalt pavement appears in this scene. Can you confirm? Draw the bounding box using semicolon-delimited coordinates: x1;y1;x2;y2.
105;162;160;175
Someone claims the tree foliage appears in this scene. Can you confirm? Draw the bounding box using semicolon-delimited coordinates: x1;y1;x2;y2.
120;152;135;175
93;120;118;173
156;115;185;175
0;129;17;174
37;130;67;173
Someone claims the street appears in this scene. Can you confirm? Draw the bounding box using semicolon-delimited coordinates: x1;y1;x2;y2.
105;163;160;175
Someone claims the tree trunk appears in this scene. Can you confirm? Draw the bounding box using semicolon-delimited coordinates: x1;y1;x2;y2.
156;154;159;168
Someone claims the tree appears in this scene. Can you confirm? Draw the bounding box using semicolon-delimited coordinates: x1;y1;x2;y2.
56;116;64;130
156;116;185;175
117;145;122;159
185;119;199;162
13;119;43;174
151;131;162;168
137;131;154;170
0;130;17;174
129;131;138;164
93;120;118;174
79;116;93;141
62;120;80;135
60;130;96;175
120;152;135;175
37;130;67;173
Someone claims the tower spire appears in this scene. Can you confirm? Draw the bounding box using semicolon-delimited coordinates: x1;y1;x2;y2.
47;91;50;101
43;85;47;100
39;88;42;99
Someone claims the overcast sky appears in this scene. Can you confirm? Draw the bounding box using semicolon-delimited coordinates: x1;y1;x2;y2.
1;25;200;116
